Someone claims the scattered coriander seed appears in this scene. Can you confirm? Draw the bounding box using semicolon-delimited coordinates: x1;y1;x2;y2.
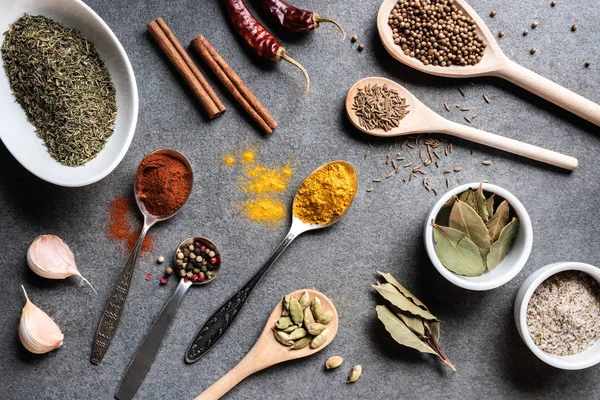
351;35;358;43
523;29;529;36
498;31;505;38
530;47;537;54
551;0;556;6
165;267;173;276
358;43;365;51
572;24;578;31
532;22;539;28
490;10;497;17
585;61;591;67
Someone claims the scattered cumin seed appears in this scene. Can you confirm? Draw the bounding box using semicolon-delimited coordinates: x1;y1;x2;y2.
435;161;439;168
397;156;405;161
472;110;480;119
446;176;450;187
483;94;490;103
460;107;470;111
404;162;413;167
406;142;414;149
464;116;472;123
482;160;493;165
386;172;393;178
386;155;390;165
366;187;373;192
444;103;450;112
395;166;402;174
412;166;421;173
449;143;453;153
469;81;476;87
417;169;426;175
368;142;372;148
455;104;460;108
364;150;369;158
409;173;413;182
444;148;448;156
433;188;439;195
433;150;440;159
454;166;463;172
392;160;397;169
458;87;465;96
373;178;381;182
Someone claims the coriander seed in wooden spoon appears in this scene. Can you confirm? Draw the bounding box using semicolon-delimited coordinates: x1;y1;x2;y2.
377;0;600;126
346;77;578;170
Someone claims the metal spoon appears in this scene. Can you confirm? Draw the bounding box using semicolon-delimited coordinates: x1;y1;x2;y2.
346;76;578;170
115;237;221;400
185;160;358;363
91;149;193;365
377;0;600;126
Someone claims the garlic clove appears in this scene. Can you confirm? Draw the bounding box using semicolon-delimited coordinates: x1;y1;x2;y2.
18;285;64;354
27;235;96;293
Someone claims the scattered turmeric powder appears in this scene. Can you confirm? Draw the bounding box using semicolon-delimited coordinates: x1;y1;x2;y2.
242;149;255;163
223;155;235;166
293;162;357;225
243;198;286;223
244;165;292;194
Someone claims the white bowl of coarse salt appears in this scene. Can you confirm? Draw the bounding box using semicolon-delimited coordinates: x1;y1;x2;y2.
514;262;600;370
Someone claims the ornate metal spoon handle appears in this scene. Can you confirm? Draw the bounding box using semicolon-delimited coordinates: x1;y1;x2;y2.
91;223;151;365
185;230;297;363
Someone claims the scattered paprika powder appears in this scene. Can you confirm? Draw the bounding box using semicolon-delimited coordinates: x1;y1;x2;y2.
108;197;154;252
136;152;193;217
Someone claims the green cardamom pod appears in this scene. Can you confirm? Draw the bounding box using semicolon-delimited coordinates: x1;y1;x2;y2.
299;291;310;309
284;295;291;311
303;306;315;328
290;336;312;350
347;365;362;383
290;298;304;326
273;329;294;346
289;327;308;341
306;322;327;336
325;356;344;370
311;297;322;320
275;316;293;330
310;329;330;349
282;324;298;333
317;310;334;324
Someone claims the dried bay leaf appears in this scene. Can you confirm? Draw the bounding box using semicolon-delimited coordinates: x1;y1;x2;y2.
377;271;429;310
486;193;495;218
433;224;485;276
458;189;478;212
425;320;441;342
487;217;520;270
372;283;437;320
376;305;437;355
435;195;457;226
475;183;489;222
397;310;427;339
485;200;510;244
449;199;491;261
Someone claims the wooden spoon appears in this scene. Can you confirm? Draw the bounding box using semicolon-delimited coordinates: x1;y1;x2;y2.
195;289;338;400
346;77;578;170
377;0;600;127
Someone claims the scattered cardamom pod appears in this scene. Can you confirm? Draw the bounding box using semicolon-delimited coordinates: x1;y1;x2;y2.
289;298;304;326
290;336;312;349
276;316;293;330
273;329;294;346
306;322;327;336
311;297;322;320
289;327;308;340
310;329;330;349
347;365;362;383
325;355;344;369
317;310;334;324
299;291;310;309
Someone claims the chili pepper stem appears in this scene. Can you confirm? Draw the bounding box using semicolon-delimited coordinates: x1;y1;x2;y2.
280;53;310;93
313;14;346;39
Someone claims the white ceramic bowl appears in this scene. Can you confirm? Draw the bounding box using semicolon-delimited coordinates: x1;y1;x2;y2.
0;0;138;187
424;182;533;291
514;262;600;370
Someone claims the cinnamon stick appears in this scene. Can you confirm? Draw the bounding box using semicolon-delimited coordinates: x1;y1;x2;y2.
147;20;223;119
155;18;226;114
191;35;277;134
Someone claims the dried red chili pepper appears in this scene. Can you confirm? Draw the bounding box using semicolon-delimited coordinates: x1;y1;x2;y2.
256;0;345;38
224;0;310;92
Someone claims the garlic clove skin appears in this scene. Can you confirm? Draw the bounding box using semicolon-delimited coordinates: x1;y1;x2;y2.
27;235;96;293
18;286;64;354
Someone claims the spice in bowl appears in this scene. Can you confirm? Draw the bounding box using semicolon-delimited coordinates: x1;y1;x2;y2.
1;14;117;166
527;271;600;356
432;182;520;276
351;84;410;132
136;152;193;217
387;0;486;67
175;238;221;283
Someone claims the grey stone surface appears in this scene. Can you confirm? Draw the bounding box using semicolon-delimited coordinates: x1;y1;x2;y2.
1;0;599;399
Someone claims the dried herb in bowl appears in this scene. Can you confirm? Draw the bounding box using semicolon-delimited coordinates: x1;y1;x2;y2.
432;183;520;276
1;14;117;166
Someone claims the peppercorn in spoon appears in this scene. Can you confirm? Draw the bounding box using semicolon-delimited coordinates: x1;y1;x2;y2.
185;160;357;364
91;149;193;365
377;0;600;126
346;77;578;170
115;237;221;400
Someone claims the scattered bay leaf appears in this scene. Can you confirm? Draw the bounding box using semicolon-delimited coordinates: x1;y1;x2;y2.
377;271;429;310
475;183;489;222
433;224;486;276
372;283;437;320
487;217;519;270
449;199;491;262
486;200;510;244
376;305;437;355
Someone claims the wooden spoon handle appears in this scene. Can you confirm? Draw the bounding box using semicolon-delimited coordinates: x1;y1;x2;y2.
440;120;578;170
195;353;258;400
497;59;600;127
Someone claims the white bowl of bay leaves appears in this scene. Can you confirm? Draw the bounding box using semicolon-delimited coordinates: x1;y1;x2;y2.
424;182;533;291
0;0;137;187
